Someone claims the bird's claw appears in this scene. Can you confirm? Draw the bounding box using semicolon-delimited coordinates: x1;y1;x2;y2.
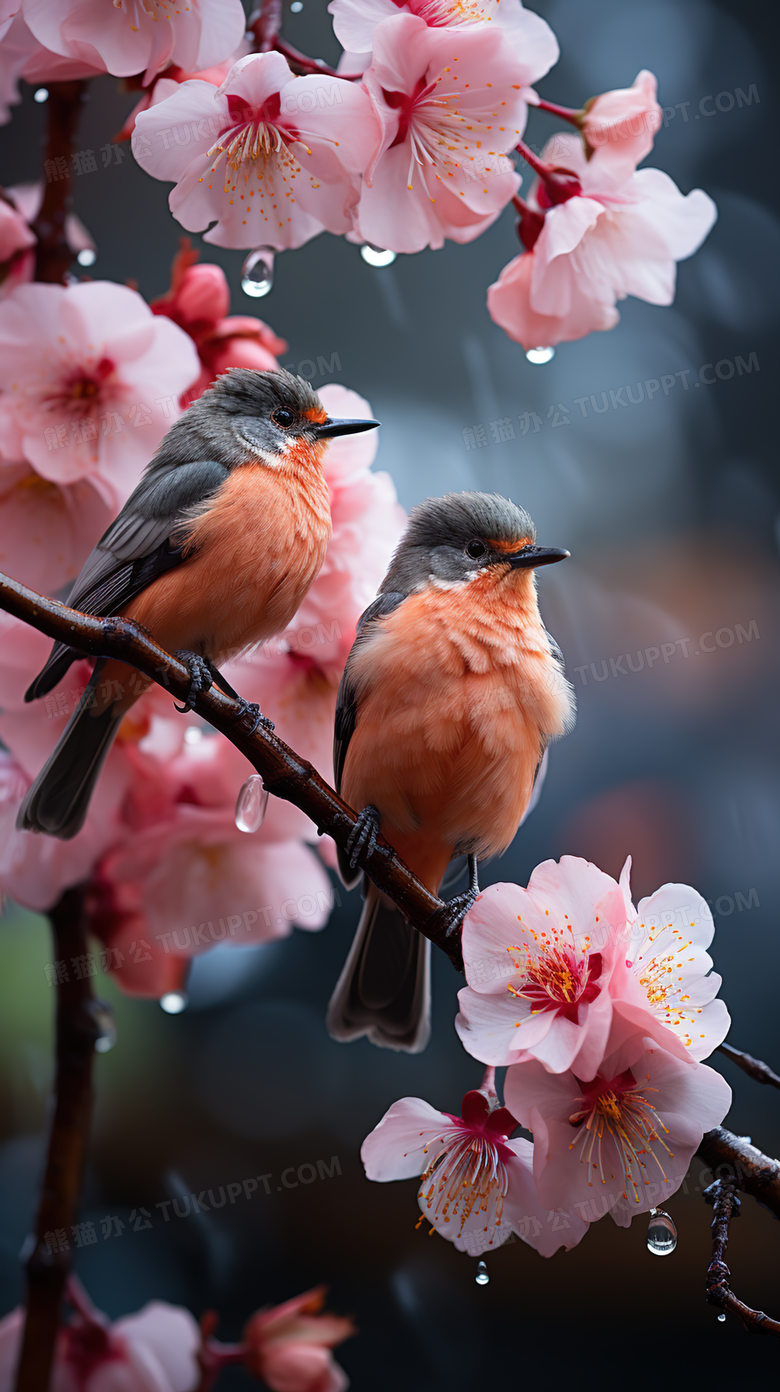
440;886;479;939
233;698;274;736
347;805;381;870
174;651;213;713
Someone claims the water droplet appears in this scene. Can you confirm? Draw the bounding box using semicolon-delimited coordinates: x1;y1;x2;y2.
526;346;555;365
475;1260;489;1286
184;725;203;744
646;1208;677;1256
291;1;303;10
361;244;396;268
235;774;269;833
33;88;49;103
717;1312;726;1323
86;1000;116;1053
76;248;96;267
241;249;274;298
160;991;188;1015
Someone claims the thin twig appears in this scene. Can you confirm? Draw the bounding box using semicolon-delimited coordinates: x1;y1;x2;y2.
0;572;462;968
704;1177;780;1337
31;82;87;284
698;1127;780;1221
14;887;102;1392
717;1042;780;1091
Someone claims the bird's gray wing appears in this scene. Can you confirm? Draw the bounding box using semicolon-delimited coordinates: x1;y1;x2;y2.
26;459;229;701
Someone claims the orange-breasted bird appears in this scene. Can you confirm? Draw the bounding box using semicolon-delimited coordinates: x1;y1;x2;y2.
326;491;575;1053
18;368;378;839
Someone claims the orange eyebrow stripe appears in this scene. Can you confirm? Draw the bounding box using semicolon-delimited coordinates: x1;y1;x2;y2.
492;537;531;553
304;406;328;423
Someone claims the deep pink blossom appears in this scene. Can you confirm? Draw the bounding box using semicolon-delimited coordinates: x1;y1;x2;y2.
22;0;247;86
456;857;628;1079
581;69;662;182
0;281;199;511
488;133;716;349
356;14;526;253
133;52;381;251
504;1035;731;1225
362;1083;588;1256
244;1288;354;1392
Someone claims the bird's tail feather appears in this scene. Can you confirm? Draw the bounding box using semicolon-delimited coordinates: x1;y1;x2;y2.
16;661;121;840
326;881;431;1053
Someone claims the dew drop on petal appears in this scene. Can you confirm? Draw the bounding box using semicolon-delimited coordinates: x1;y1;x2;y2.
526;346;555;364
87;1000;116;1053
646;1208;677;1256
235;774;269;833
361;244;396;268
717;1313;726;1323
160;992;188;1015
475;1260;489;1286
242;249;274;297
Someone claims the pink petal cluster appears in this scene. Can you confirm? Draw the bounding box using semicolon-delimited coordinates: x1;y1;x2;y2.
0;281;200;514
487;127;716;349
581;69;663;182
356;14;526;253
244;1287;354;1392
150;242;288;406
0;1299;200;1392
362;1083;588;1257
133;52;381;252
22;0;247;86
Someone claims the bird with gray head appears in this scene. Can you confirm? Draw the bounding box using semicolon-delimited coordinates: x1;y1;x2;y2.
327;491;575;1053
18;367;378;840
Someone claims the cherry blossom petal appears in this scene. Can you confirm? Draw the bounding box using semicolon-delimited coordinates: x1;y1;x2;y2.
361;1096;454;1180
0;468;113;595
582;69;662;182
487;247;619;350
112;1304;200;1392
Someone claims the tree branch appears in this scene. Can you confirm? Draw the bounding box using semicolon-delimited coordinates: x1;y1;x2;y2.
717;1042;780;1091
14;887;102;1392
703;1177;780;1337
0;571;463;969
698;1127;780;1222
31;81;87;285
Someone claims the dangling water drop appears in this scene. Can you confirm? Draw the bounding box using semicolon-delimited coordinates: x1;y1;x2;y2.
475;1260;489;1286
717;1313;726;1323
235;775;269;833
361;244;396;268
160;991;188;1014
87;1000;116;1053
526;346;555;364
241;249;274;298
646;1208;677;1256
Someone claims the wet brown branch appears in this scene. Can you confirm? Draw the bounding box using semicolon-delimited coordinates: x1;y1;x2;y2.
717;1042;780;1091
32;81;87;284
0;571;462;968
14;887;102;1392
698;1127;780;1221
703;1177;780;1337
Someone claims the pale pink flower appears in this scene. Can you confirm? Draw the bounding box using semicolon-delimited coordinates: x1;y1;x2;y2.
0;463;114;594
244;1287;354;1392
150;243;287;405
0;281;200;510
504;1035;731;1225
487;134;717;349
356;14;526;253
22;0;247;86
329;0;558;80
115;36;253;142
581;70;663;182
609;857;731;1063
132;52;381;251
0;196;35;295
0;1296;200;1392
361;1083;588;1256
455;857;629;1079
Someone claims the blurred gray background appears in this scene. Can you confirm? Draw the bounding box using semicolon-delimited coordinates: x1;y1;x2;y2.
1;0;779;1384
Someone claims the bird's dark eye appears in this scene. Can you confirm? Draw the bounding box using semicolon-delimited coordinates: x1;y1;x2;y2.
272;409;295;428
466;540;487;559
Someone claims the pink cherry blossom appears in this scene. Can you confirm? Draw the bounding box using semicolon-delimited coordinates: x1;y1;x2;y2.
0;281;200;511
23;0;247;86
115;36;253;142
150;242;287;405
0;1294;200;1392
0;196;35;295
609;857;731;1062
133;52;381;251
0;463;114;594
504;1035;731;1225
361;1081;588;1257
329;0;558;82
581;69;662;182
244;1288;354;1392
356;14;526;253
487;133;717;349
456;857;629;1079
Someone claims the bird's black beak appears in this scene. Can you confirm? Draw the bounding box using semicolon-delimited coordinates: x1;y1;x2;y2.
507;545;570;568
314;417;380;439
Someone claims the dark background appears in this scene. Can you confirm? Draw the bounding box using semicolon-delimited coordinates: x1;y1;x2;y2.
1;0;779;1385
